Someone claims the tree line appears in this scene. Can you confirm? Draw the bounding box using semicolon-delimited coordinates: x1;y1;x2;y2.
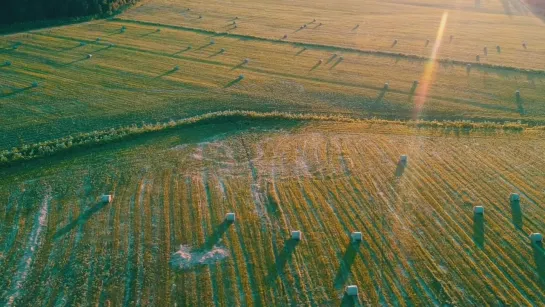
1;0;138;26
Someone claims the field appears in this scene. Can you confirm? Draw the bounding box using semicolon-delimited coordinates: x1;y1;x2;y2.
1;0;545;149
1;119;545;305
1;0;545;306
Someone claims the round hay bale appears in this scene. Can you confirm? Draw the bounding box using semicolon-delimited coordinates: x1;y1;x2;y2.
239;74;245;80
220;48;226;53
32;81;39;88
483;46;487;55
476;55;480;62
466;63;472;72
384;82;389;90
225;213;236;222
283;34;288;39
244;58;250;64
80;42;86;46
87;54;93;59
473;206;484;214
4;61;12;66
346;285;358;296
174;65;180;71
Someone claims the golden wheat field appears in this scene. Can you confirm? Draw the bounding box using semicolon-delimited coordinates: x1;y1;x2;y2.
1;0;545;306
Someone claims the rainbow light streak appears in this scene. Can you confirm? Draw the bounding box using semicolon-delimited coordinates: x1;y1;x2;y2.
414;11;449;119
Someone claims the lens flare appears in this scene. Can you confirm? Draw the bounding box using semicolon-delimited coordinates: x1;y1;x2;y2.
413;11;449;119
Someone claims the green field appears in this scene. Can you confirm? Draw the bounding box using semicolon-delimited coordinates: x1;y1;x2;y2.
1;0;545;306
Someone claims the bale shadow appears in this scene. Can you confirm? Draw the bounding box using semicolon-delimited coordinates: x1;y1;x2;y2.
473;213;485;248
295;48;307;56
0;86;33;99
266;239;299;284
309;61;322;71
139;30;159;37
63;55;94;66
340;292;360;307
153;68;177;79
391;41;398;48
312;23;323;29
395;161;406;177
511;201;523;230
516;96;525;115
329;57;343;70
408;82;418;102
173;46;192;55
208;50;224;58
197;42;214;51
201;220;233;250
224;76;243;88
352;25;360;31
334;242;360;289
230;61;246;71
54;201;109;239
532;243;545;282
326;54;338;64
374;88;388;104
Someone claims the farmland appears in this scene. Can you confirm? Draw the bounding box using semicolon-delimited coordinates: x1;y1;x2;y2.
1;118;545;305
1;0;545;306
1;0;545;149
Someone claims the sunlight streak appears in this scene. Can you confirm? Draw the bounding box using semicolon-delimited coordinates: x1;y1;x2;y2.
413;11;449;119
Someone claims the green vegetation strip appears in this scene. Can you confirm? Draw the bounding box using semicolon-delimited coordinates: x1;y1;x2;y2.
0;110;536;166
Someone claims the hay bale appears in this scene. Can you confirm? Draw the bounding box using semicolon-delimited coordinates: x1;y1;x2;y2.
96;37;101;42
225;213;235;222
156;28;161;32
283;34;288;39
220;48;226;53
476;55;480;62
4;61;11;66
199;15;203;19
399;154;407;165
87;54;93;59
174;65;180;71
243;58;250;64
483;46;487;55
413;80;419;86
473;206;484;214
529;233;543;243
346;285;358;296
318;59;323;64
339;56;344;60
510;193;520;205
515;90;520;99
496;45;501;53
351;232;362;243
425;39;430;46
291;230;302;241
466;63;472;73
522;41;527;49
101;195;112;203
210;40;215;45
80;42;86;46
109;43;115;47
384;82;389;90
239;74;245;80
31;81;39;88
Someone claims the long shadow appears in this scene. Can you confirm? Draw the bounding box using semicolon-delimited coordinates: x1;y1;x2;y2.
408;82;418;102
63;56;91;66
295;48;307;56
153;68;177;79
312;23;322;29
55;45;82;53
329;57;343;70
532;243;545;283
340;292;359;307
266;239;299;284
0;86;32;99
352;25;360;31
473;213;485;248
139;30;159;37
374;88;388;104
208;50;224;58
334;243;360;289
173;46;192;55
395;161;406;177
309;61;322;71
326;54;338;64
54;201;109;239
511;200;523;230
224;77;243;88
230;61;246;71
201;220;233;250
197;42;213;51
516;96;525;115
